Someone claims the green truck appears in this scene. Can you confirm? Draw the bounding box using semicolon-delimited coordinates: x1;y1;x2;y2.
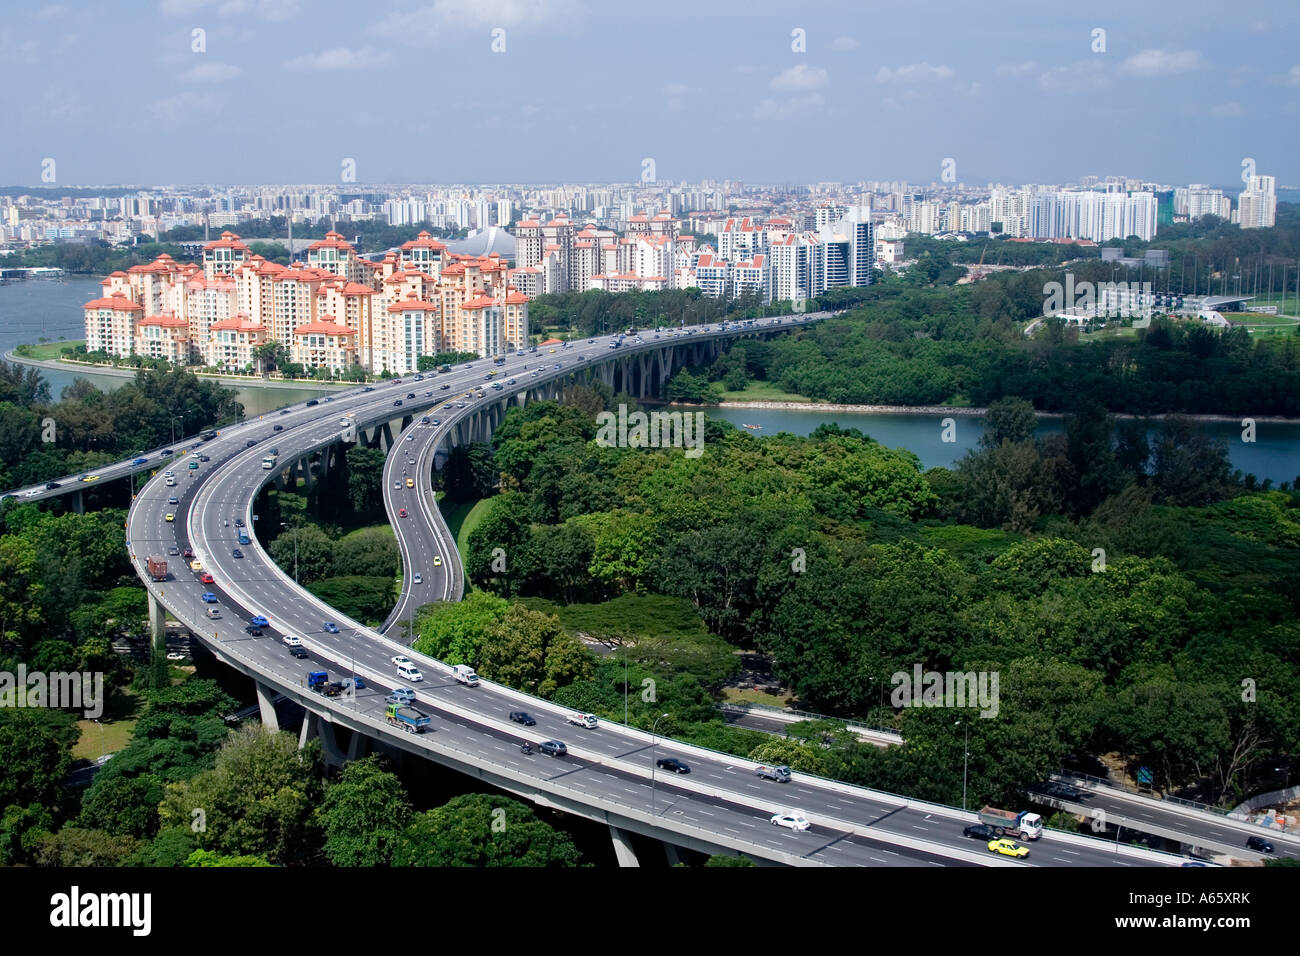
386;703;431;734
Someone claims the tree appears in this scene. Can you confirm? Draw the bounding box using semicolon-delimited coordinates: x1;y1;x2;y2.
185;849;273;866
1150;417;1233;506
477;605;593;696
157;725;324;865
413;590;510;665
0;803;53;866
392;794;582;867
321;756;411;866
268;522;335;585
705;853;757;866
441;443;497;501
77;774;164;839
980;397;1038;448
34;827;139;866
748;739;830;776
343;446;388;514
0;710;76;810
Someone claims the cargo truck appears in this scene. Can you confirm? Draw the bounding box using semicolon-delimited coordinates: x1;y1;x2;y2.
451;664;479;686
566;713;598;729
386;704;431;733
147;556;168;581
306;671;345;697
978;806;1043;840
755;764;792;783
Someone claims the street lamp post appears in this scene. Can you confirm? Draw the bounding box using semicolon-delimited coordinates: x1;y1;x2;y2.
650;713;670;815
955;719;969;811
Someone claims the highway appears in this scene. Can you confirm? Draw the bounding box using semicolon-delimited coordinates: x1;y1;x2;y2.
1032;775;1300;862
114;313;1183;866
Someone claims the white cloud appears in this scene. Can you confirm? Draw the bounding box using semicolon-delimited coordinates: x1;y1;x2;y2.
284;46;390;71
34;4;66;18
1118;48;1202;77
370;0;583;44
753;93;825;122
161;0;300;18
831;36;859;52
770;64;829;92
875;62;953;84
1208;101;1245;118
1038;59;1108;92
996;60;1036;76
181;61;241;82
1284;65;1300;86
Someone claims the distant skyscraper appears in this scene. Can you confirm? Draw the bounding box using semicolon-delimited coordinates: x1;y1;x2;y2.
1237;174;1276;229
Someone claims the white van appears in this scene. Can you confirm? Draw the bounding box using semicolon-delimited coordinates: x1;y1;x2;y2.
396;661;424;683
206;607;221;619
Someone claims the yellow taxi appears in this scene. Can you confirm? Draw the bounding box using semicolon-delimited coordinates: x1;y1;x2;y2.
189;560;203;572
987;838;1029;858
432;555;443;567
164;513;175;522
405;478;414;488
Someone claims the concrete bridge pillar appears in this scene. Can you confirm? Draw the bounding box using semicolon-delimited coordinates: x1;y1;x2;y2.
255;680;279;732
346;728;369;761
637;354;653;399
609;824;641;867
148;589;166;651
663;842;685;867
70;490;84;514
298;710;347;767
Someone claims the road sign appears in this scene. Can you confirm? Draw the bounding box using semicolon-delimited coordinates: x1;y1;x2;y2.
1137;766;1153;785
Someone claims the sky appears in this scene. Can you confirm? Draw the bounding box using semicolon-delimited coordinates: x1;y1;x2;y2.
2;0;1298;189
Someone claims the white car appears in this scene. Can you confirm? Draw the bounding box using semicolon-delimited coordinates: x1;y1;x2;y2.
770;811;811;832
391;654;412;667
412;574;423;585
281;635;303;648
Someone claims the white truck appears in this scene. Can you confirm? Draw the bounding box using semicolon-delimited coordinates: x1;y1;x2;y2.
566;713;598;729
755;764;792;783
451;664;479;686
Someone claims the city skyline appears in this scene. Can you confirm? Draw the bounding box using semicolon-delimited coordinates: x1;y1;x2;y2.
2;0;1298;187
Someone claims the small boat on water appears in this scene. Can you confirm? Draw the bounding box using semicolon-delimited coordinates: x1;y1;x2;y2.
742;423;762;430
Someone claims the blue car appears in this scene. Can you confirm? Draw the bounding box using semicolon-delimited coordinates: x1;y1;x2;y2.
323;622;339;634
249;615;268;627
201;592;217;603
132;457;147;465
349;675;366;689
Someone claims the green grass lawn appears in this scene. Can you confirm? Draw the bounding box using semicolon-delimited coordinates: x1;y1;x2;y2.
72;688;142;760
441;496;493;566
719;381;812;403
722;686;791;708
15;339;82;360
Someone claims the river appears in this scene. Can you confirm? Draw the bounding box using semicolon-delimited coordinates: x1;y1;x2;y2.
2;277;1295;482
668;404;1299;486
0;276;328;416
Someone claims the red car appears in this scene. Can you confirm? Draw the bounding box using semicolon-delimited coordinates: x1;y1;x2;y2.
182;547;194;559
398;508;408;518
199;572;214;584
